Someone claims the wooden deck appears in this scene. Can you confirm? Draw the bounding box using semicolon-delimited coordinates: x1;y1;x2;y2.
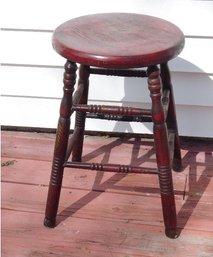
1;131;213;257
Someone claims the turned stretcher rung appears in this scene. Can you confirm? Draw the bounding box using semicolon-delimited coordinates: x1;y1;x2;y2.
89;67;147;77
64;161;158;174
72;104;152;116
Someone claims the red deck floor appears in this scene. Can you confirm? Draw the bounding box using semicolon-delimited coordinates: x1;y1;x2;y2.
1;131;213;257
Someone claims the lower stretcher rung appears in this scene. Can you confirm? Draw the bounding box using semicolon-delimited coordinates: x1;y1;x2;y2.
64;161;158;174
86;113;152;122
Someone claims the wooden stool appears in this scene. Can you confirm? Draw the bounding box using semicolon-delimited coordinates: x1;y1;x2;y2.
44;13;185;238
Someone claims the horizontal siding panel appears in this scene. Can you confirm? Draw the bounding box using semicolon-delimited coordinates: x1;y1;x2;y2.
1;97;61;129
2;0;213;37
1;31;64;67
1;96;213;138
171;72;213;107
1;66;213;107
2;31;213;74
170;38;213;74
1;66;64;98
177;105;213;138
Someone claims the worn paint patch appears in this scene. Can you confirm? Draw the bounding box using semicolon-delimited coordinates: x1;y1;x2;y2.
1;160;17;167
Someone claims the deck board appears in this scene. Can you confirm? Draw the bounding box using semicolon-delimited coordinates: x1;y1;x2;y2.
2;181;213;232
1;131;213;257
2;210;213;257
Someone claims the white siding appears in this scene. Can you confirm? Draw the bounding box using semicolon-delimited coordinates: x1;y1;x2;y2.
1;0;213;137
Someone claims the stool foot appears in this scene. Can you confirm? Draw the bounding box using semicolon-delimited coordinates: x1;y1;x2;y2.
44;217;56;228
165;227;179;239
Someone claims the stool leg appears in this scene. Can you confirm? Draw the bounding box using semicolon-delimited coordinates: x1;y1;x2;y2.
72;65;90;162
160;63;182;172
44;60;77;227
147;66;178;238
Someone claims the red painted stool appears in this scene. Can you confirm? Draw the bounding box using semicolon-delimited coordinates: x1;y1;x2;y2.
44;13;185;238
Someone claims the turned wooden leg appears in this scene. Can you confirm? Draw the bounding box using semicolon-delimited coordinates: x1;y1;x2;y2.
72;65;90;162
160;63;182;172
44;60;77;227
147;66;178;238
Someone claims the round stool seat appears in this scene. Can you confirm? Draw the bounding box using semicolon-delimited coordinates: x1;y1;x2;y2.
53;13;185;68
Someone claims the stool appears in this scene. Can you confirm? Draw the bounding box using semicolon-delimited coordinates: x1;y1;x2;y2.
44;13;185;238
